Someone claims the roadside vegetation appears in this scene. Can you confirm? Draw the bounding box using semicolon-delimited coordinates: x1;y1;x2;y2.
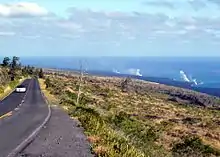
0;56;44;99
41;72;220;157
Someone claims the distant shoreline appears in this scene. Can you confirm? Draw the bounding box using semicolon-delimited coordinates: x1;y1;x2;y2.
43;68;220;97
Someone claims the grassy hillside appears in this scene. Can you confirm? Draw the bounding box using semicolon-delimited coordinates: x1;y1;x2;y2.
42;74;220;157
0;67;10;85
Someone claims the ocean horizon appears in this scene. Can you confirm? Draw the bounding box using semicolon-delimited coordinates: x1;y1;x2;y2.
2;56;220;89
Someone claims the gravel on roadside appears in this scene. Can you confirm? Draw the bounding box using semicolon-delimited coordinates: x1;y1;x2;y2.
18;105;93;157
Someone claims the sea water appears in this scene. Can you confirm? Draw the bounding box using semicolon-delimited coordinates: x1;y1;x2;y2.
19;56;220;88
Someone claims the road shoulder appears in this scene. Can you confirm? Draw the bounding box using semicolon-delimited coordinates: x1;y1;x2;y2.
19;105;92;157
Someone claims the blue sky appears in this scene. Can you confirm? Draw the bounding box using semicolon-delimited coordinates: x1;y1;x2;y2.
0;0;220;56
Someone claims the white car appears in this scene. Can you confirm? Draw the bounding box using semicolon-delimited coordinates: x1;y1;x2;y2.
16;85;27;93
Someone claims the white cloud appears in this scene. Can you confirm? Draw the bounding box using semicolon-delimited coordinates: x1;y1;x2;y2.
154;30;167;34
57;21;83;31
127;36;136;40
60;34;81;39
1;7;220;50
0;2;49;18
175;30;188;35
0;31;16;36
22;35;41;39
142;1;174;9
208;0;220;6
185;25;197;30
188;0;206;10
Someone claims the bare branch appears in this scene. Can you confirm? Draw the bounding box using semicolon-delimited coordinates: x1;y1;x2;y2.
76;60;84;105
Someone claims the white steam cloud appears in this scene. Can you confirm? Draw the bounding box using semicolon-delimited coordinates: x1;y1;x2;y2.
113;69;120;74
192;79;198;85
180;70;198;85
128;68;143;76
113;68;143;76
180;70;190;82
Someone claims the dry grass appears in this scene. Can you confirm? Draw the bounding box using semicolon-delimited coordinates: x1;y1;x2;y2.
38;78;59;105
94;146;108;156
87;136;102;144
41;74;220;157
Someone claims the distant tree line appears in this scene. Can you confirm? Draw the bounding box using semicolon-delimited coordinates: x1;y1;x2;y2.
1;56;44;80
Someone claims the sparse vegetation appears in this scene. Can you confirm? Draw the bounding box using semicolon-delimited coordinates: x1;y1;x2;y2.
0;56;37;99
2;57;10;67
172;136;220;157
0;86;4;94
41;73;220;157
38;68;44;78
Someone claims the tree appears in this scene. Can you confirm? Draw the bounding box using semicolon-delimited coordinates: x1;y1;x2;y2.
39;68;44;78
8;68;15;81
17;63;22;70
45;77;52;88
30;66;35;75
11;56;20;69
22;66;28;76
2;57;10;67
76;61;86;105
25;66;34;75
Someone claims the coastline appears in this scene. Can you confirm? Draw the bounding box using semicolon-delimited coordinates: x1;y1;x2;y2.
43;68;220;98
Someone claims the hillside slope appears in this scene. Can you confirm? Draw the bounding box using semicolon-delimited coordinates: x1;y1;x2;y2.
0;67;10;85
0;66;27;99
43;74;220;157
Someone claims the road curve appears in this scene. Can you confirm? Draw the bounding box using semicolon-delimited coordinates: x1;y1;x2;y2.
0;78;49;157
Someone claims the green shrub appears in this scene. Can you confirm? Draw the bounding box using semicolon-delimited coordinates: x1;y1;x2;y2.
172;136;220;157
45;78;52;88
109;111;167;156
65;90;77;100
9;80;19;89
111;111;130;125
16;75;22;80
0;86;4;94
79;93;94;105
71;106;144;157
73;106;104;134
61;98;76;106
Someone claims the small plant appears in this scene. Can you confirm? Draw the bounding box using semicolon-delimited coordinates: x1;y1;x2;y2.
65;90;77;100
9;80;19;89
0;86;4;94
109;111;165;156
111;111;130;125
182;117;201;125
45;77;52;88
71;106;144;157
38;68;44;78
172;136;220;157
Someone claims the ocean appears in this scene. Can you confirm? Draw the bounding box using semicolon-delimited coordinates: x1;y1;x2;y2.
19;56;220;87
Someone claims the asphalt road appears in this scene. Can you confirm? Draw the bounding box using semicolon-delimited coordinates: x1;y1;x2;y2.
0;78;49;157
0;79;30;117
